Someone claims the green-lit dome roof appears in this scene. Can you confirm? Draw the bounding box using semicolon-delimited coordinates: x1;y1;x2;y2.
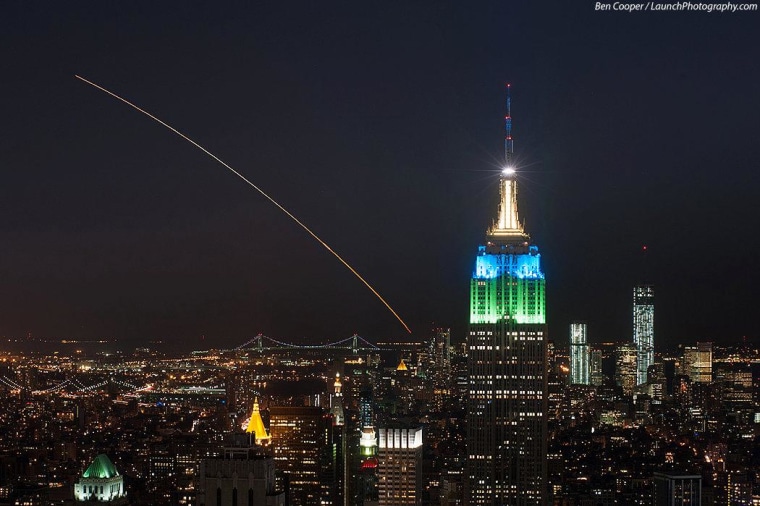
82;454;119;479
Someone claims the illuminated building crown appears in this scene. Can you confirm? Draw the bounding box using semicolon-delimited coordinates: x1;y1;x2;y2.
245;398;271;443
488;171;527;241
470;85;545;325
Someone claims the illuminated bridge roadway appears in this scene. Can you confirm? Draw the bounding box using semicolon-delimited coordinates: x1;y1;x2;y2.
0;375;151;397
232;333;381;354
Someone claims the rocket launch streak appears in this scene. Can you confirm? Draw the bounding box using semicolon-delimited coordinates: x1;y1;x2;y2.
74;74;412;334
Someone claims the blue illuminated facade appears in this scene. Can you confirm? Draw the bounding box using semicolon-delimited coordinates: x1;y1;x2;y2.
473;244;544;280
469;242;546;325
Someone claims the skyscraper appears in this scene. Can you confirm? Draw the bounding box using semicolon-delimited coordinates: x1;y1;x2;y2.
681;342;713;383
590;348;604;386
615;343;637;396
570;322;589;385
358;426;380;505
633;285;654;386
429;327;452;384
329;374;347;506
197;433;284;506
466;85;547;505
269;406;335;506
376;427;423;506
647;361;666;402
429;326;453;410
653;472;702;506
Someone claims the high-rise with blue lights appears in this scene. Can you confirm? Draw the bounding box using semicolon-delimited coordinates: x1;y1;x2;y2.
570;322;590;385
466;86;547;505
633;285;654;386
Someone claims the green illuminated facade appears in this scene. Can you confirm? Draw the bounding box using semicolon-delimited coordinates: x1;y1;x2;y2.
469;243;545;324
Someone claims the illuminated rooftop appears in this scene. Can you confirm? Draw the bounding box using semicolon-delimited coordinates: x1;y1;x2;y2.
82;454;119;479
487;170;529;243
245;398;271;443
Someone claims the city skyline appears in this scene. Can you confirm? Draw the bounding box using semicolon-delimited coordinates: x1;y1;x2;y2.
2;312;758;504
1;3;759;348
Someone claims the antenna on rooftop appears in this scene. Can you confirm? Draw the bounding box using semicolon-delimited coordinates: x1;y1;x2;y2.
504;83;513;168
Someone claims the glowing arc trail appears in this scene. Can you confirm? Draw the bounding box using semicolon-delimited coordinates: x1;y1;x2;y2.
74;74;412;334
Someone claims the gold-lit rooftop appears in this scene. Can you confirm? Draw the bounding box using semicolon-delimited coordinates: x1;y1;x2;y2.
245;398;270;443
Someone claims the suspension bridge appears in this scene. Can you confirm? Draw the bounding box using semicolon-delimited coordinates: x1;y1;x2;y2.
232;333;381;354
0;334;386;398
0;374;152;397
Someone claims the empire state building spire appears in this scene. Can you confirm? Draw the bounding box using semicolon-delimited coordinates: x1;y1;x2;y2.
488;83;527;240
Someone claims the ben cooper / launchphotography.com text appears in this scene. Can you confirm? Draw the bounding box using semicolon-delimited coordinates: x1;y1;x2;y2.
595;1;758;11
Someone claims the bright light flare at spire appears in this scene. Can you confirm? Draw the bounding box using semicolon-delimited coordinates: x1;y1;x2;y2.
74;74;412;334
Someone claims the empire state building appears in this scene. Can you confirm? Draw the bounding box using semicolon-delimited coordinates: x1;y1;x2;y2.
466;86;547;505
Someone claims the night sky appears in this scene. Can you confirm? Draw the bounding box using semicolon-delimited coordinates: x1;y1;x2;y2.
1;2;758;349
